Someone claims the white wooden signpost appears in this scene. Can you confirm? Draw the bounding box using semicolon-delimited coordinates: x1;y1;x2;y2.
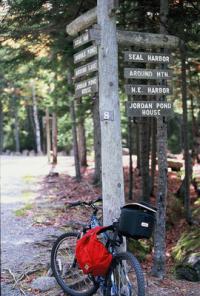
66;0;179;227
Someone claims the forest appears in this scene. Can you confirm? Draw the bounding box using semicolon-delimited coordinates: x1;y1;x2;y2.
1;0;200;295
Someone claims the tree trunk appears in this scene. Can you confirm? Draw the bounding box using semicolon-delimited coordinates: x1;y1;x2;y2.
77;98;87;167
181;45;192;223
92;95;101;185
189;67;200;163
151;117;157;195
152;0;169;278
52;112;57;164
31;81;42;154
97;0;125;226
139;118;150;202
128;118;133;200
136;123;140;170
70;100;81;182
0;100;3;154
46;108;51;163
12;95;20;153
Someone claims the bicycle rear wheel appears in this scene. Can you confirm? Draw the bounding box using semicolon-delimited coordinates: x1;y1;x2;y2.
51;232;98;296
105;251;145;296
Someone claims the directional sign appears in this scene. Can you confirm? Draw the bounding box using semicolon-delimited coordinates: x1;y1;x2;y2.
74;60;98;79
125;85;172;95
74;45;97;64
124;68;172;80
73;31;90;48
126;101;173;117
75;76;98;97
124;52;172;64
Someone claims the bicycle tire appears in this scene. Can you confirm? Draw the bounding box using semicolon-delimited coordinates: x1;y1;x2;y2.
51;232;99;296
105;251;145;296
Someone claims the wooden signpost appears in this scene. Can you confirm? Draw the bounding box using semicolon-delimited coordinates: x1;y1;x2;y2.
125;85;172;95
126;101;173;117
74;45;97;64
124;51;172;63
75;76;98;98
66;0;178;234
124;48;173;118
74;60;98;79
124;68;172;80
72;28;99;98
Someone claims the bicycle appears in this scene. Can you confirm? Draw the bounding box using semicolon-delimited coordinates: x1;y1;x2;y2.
51;197;153;296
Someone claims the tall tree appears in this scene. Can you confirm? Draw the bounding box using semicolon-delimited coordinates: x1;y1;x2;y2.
0;100;3;154
140;118;151;202
152;0;169;278
128;118;133;200
52;111;57;164
70;100;81;182
92;95;101;185
12;92;20;153
31;80;42;154
45;108;51;163
180;44;192;223
77;98;87;167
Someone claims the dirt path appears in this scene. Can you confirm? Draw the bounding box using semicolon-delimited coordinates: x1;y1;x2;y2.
1;156;74;295
1;156;199;296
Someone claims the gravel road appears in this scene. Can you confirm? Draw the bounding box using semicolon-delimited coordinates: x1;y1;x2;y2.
1;156;74;295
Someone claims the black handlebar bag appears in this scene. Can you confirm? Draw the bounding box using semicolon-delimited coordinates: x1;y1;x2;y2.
119;203;157;239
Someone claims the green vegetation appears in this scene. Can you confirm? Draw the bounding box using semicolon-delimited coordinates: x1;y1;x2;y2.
128;239;152;262
15;203;33;217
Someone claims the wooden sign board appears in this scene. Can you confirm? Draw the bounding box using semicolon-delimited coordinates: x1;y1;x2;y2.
74;60;98;79
124;52;172;64
75;76;98;97
125;85;172;95
124;68;172;80
126;101;173;117
73;31;90;48
74;45;97;64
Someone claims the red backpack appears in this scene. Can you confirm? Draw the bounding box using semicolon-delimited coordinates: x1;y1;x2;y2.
75;226;113;277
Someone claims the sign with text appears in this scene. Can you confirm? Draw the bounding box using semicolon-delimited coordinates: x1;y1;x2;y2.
73;31;90;48
124;68;172;80
74;60;98;79
74;45;97;64
126;101;173;117
124;52;172;64
75;76;98;97
125;84;172;95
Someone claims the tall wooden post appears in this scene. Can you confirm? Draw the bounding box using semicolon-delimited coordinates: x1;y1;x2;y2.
97;0;125;225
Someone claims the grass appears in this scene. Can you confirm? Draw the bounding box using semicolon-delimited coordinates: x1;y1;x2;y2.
22;175;35;182
15;203;33;217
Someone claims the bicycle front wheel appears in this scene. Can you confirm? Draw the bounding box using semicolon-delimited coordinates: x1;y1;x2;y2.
51;232;98;296
105;251;145;296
